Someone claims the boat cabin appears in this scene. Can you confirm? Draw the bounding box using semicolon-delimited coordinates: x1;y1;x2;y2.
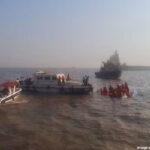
34;71;66;84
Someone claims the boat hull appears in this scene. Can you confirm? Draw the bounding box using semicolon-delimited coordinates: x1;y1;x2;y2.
0;88;22;104
21;85;93;94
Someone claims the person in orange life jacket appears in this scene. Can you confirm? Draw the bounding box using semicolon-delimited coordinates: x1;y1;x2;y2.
108;85;113;97
113;90;117;97
117;84;124;97
120;82;131;97
109;92;113;97
115;85;120;97
125;88;131;97
103;87;108;95
110;85;121;98
100;88;103;95
114;86;120;97
124;82;129;92
66;74;70;81
101;88;104;95
58;76;61;84
120;84;125;95
62;76;65;83
109;85;113;92
112;88;117;97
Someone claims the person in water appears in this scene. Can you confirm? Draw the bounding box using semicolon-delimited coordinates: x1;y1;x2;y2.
108;85;114;97
103;87;108;95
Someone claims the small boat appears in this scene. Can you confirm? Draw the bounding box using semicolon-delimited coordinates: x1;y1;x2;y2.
95;51;122;79
0;81;22;104
19;71;93;94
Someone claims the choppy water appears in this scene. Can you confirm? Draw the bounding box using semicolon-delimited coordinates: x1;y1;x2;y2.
0;68;150;150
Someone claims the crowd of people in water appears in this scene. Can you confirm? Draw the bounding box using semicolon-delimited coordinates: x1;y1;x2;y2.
100;82;131;98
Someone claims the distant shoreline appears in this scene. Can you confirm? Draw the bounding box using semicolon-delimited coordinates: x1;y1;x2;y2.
0;66;150;71
122;66;150;71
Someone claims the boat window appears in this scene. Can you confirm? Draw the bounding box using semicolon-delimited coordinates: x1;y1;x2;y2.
45;76;51;80
37;76;43;80
52;76;57;80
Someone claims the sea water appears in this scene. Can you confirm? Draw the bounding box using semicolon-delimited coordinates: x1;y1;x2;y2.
0;68;149;150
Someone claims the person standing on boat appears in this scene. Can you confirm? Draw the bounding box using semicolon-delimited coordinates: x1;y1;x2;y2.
66;74;71;81
83;75;89;85
58;76;61;85
62;76;65;84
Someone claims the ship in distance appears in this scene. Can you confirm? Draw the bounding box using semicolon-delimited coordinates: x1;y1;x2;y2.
95;51;122;79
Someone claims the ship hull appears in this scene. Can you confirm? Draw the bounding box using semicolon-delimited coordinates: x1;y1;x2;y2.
95;70;121;79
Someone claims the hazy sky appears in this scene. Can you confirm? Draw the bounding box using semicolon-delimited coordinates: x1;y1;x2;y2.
0;0;150;68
